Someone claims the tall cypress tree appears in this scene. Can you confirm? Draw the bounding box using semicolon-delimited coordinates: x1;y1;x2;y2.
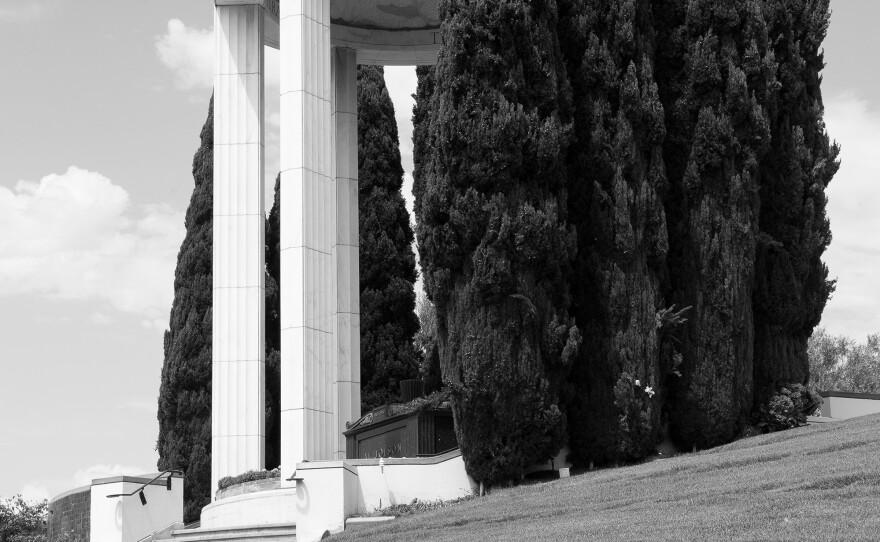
654;0;774;448
413;66;441;393
157;98;214;523
358;66;421;412
265;175;282;469
752;0;837;399
558;0;671;465
416;0;581;486
158;107;284;520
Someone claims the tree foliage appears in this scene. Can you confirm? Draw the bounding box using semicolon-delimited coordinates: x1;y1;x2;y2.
358;66;421;412
752;0;838;397
808;329;880;394
414;292;443;394
558;0;671;464
0;496;46;542
265;175;282;469
653;0;777;448
157;97;215;522
415;0;581;486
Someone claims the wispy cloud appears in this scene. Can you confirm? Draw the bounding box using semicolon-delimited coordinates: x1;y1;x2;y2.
155;19;213;90
88;312;113;326
822;93;880;339
0;3;49;23
0;166;184;327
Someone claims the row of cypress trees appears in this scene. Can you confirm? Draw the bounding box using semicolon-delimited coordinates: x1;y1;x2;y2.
159;0;837;514
415;0;836;485
157;67;419;520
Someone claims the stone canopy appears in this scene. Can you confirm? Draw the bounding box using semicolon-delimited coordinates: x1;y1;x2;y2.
217;0;441;64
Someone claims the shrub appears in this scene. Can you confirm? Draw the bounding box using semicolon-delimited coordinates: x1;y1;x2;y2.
753;384;822;433
217;468;280;491
354;497;475;518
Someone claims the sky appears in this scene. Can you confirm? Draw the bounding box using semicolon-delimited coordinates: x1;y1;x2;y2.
0;0;877;502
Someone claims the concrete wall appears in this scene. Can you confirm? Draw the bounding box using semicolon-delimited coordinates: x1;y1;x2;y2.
821;393;880;419
89;474;183;542
294;450;476;542
48;485;91;542
350;452;476;513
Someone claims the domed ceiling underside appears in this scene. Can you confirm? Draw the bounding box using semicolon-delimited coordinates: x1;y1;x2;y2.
331;0;440;30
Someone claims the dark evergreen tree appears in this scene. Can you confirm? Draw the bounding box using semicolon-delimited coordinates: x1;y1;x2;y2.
415;0;581;486
157;98;214;522
158;107;284;520
265;175;282;469
358;66;421;412
752;0;838;399
558;0;671;465
413;66;441;395
654;0;774;448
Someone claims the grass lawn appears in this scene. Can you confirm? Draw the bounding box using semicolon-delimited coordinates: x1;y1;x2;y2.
331;414;880;541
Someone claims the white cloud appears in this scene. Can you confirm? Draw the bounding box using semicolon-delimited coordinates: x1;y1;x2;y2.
156;19;213;90
821;93;880;339
88;312;113;325
0;166;184;326
0;4;48;22
20;484;49;503
73;464;149;487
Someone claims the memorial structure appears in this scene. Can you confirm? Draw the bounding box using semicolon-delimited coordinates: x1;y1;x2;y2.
211;0;441;498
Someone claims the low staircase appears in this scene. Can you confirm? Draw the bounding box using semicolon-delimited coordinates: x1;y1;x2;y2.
170;523;296;541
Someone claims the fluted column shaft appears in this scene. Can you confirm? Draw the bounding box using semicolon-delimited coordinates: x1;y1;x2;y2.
333;47;360;459
211;3;266;498
279;0;336;477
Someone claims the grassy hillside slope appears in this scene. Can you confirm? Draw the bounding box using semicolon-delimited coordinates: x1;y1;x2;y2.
333;414;880;541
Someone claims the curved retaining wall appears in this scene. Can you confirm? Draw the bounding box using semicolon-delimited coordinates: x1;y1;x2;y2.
48;485;91;542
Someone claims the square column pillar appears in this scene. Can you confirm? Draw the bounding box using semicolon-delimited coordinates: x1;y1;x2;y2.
279;0;336;477
332;47;361;459
212;3;266;497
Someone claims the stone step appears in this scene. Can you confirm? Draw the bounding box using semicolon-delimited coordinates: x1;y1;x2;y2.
170;523;296;542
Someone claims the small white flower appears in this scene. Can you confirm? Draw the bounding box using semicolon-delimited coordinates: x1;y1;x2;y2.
645;386;655;398
634;379;641;387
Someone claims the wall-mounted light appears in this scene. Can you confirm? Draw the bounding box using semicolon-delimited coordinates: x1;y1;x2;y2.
166;476;172;491
139;491;147;506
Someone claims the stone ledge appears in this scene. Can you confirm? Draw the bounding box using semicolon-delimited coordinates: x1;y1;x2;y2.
345;516;395;532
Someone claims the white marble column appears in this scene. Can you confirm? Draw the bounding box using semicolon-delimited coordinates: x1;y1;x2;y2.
212;3;266;497
332;47;361;459
279;0;336;477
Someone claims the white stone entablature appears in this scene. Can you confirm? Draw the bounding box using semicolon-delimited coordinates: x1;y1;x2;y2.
216;0;440;64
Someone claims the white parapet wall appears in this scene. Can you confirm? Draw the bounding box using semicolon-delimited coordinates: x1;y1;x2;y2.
89;474;183;542
293;450;477;542
820;391;880;419
349;451;476;513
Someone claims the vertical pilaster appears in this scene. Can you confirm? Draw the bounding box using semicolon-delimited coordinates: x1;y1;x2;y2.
212;3;266;498
279;0;335;478
333;47;360;459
